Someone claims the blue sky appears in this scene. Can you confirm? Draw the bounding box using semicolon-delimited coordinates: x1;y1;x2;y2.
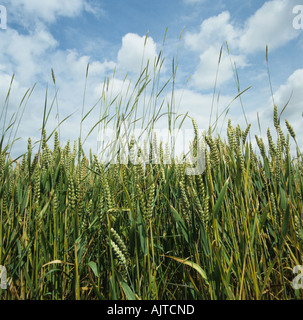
0;0;302;159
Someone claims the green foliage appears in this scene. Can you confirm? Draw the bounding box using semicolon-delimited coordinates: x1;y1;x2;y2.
0;113;302;300
0;38;302;300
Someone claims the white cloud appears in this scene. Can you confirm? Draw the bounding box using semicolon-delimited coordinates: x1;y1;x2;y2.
239;0;299;53
272;68;303;121
6;0;85;23
252;68;303;154
117;33;158;75
0;25;58;84
255;68;303;124
184;1;301;91
83;1;106;18
51;51;112;80
1;0;302;160
171;88;238;131
184;11;246;90
185;1;301;56
92;77;133;109
184;11;240;52
0;24;116;158
190;46;246;90
0;27;162;158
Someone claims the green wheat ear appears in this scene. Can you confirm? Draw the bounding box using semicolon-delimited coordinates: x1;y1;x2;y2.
110;227;129;259
68;176;76;210
110;239;129;280
294;215;303;245
273;104;279;128
145;183;155;225
267;128;276;158
242;123;251;144
285;119;296;140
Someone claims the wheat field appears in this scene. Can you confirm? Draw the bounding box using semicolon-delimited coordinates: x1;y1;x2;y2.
0;41;303;300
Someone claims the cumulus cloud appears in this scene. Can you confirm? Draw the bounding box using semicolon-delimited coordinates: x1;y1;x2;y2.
171;88;239;131
239;0;299;53
190;46;246;90
117;33;158;75
52;49;113;80
184;0;301;54
0;30;115;158
184;1;301;91
184;11;247;90
83;1;106;19
0;25;58;84
248;68;303;155
5;0;85;24
1;0;302;159
184;11;240;52
272;69;303;120
257;69;303;125
0;23;162;158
